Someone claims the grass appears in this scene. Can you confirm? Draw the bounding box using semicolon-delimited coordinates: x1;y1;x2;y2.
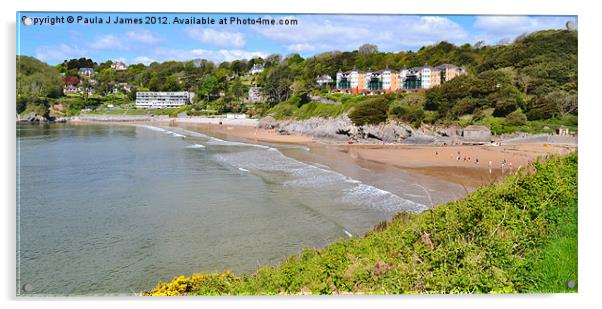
475;115;578;135
82;107;188;117
527;199;578;293
144;153;578;296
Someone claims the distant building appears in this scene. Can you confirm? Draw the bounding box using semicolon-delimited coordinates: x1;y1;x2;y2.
63;85;95;95
249;64;264;75
335;68;364;94
462;125;492;144
63;85;78;95
135;92;194;109
401;64;466;91
336;67;401;94
247;87;263;102
112;83;132;94
315;75;333;86
557;125;570;136
110;61;128;71
78;68;94;77
433;64;466;85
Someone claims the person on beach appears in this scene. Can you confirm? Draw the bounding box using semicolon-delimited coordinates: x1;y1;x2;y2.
488;160;492;174
509;162;514;175
501;159;506;175
475;157;479;165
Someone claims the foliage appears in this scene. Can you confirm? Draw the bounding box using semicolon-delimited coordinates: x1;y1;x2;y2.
145;154;578;295
348;97;391;125
388;93;426;127
17;29;577;129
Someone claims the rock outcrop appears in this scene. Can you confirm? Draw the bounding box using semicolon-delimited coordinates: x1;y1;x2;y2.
258;116;447;144
17;112;48;123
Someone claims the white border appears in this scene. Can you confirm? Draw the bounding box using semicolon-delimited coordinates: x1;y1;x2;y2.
2;1;600;308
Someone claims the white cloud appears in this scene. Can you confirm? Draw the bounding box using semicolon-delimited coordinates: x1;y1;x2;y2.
133;56;158;65
89;34;126;50
152;48;267;63
35;44;89;63
184;28;246;49
472;16;576;44
90;30;162;50
287;43;316;53
254;15;468;54
126;30;162;44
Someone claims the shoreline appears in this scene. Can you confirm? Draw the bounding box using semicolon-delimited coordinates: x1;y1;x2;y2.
157;120;576;189
67;117;577;191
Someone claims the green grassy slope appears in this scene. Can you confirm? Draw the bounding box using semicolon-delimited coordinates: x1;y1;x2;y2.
145;153;577;296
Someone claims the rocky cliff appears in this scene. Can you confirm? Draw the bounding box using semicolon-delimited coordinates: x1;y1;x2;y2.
258;116;463;144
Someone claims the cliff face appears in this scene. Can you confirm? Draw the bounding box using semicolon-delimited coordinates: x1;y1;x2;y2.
258;116;461;144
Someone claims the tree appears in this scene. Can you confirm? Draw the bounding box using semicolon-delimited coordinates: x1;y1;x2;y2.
199;75;219;101
505;109;527;126
64;75;80;86
263;65;294;106
163;75;181;91
229;78;245;101
348;97;390;125
358;43;378;55
491;85;524;117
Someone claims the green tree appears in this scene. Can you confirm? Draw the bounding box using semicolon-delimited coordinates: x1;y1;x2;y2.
349;97;390;125
199;75;219;101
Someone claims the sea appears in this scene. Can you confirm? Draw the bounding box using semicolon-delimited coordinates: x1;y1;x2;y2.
16;123;441;295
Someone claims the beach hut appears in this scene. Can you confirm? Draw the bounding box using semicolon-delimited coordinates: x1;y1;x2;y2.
557;125;569;136
462;125;492;144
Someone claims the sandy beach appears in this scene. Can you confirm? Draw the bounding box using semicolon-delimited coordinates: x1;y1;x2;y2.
75;116;576;190
165;121;576;189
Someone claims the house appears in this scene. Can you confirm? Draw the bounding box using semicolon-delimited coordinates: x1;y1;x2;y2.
557;125;570;136
135;92;194;109
112;83;132;94
462;125;492;144
78;68;94;77
247;87;263;102
249;64;264;75
110;61;128;71
315;75;333;86
63;85;78;95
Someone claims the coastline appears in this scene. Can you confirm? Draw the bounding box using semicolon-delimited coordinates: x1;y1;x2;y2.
158;119;575;189
68;116;577;192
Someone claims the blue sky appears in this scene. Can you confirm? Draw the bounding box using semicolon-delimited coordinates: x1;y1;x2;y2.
16;12;577;65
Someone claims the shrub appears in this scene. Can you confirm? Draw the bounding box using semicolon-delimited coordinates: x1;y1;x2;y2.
348;97;391;125
505;109;528;126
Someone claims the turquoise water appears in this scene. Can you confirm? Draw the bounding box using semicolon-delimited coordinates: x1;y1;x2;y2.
16;123;427;295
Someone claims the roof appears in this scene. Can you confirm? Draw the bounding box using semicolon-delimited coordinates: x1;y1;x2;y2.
463;125;490;131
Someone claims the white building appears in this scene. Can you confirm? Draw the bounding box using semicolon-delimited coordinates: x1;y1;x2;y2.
249;64;264;75
136;92;194;109
110;61;128;71
421;66;432;89
315;75;333;86
247;87;263;102
78;68;94;77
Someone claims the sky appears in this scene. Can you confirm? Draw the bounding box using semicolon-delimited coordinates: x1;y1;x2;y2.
16;12;577;66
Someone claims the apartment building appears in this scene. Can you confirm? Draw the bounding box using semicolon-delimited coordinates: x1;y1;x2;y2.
337;67;402;94
401;64;466;91
135;92;194;109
